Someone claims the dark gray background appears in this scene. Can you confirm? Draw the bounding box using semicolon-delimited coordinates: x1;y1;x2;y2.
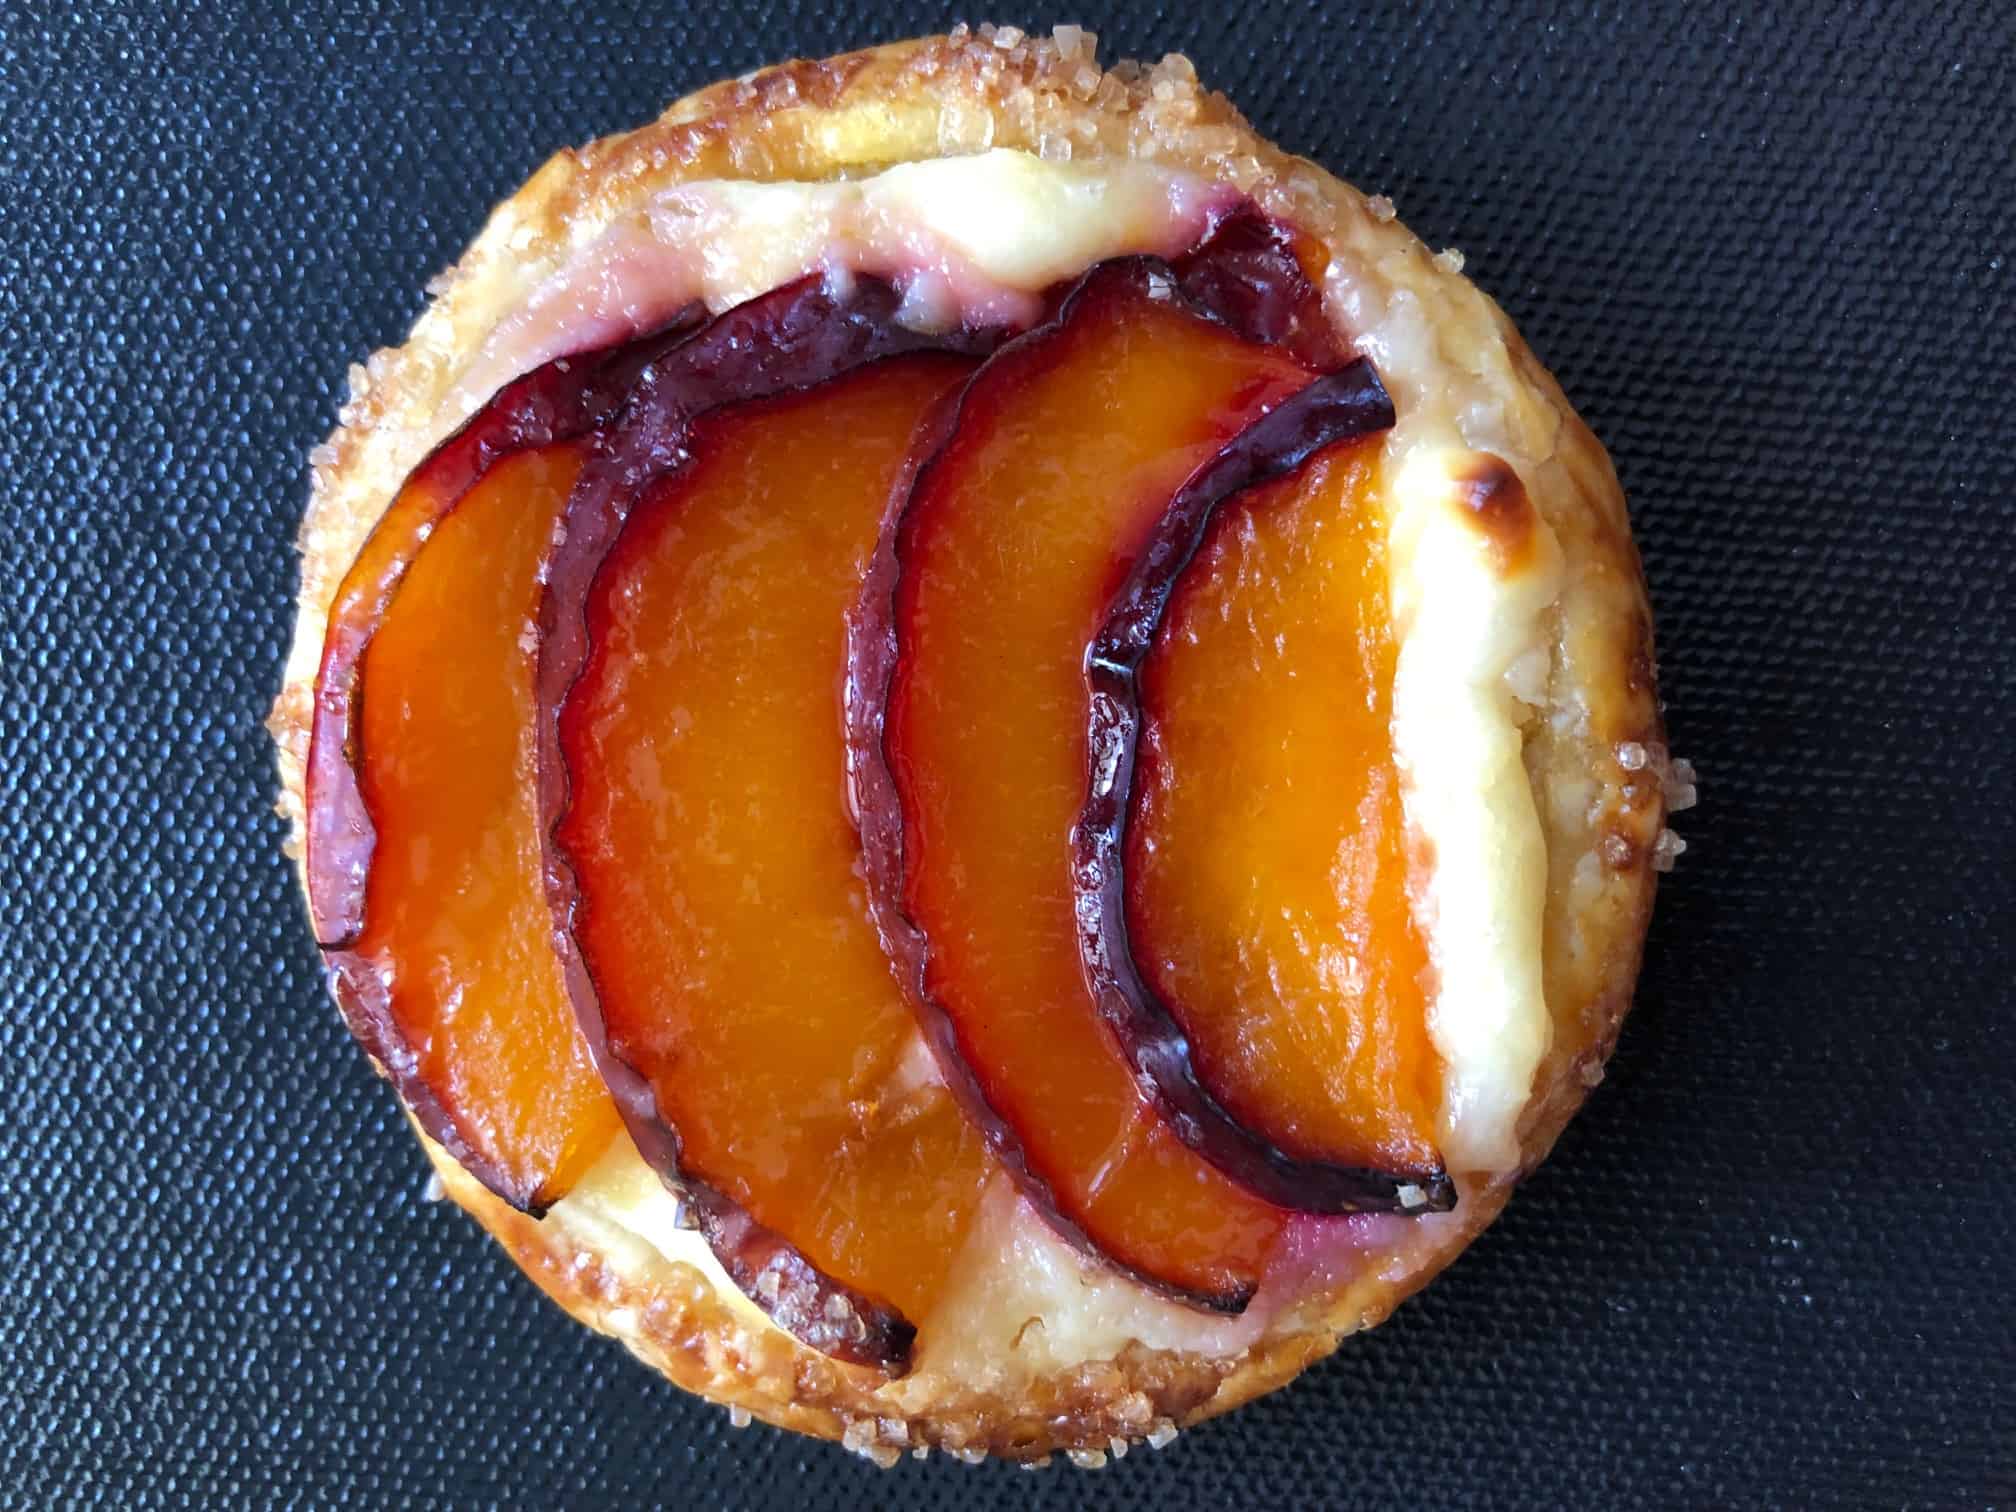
3;1;2011;1506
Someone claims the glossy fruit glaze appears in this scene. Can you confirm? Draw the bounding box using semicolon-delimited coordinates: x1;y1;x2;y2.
1126;443;1445;1177
344;446;624;1207
306;312;703;1211
558;355;997;1330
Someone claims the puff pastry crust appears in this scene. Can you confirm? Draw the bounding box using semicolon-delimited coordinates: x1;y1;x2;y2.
270;29;1670;1464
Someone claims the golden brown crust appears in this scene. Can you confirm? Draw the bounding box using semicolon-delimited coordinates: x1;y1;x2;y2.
273;27;1665;1464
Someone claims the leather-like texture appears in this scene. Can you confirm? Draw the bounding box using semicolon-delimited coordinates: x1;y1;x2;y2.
3;2;2011;1504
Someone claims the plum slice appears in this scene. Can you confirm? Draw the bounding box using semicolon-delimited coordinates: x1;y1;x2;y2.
307;311;701;949
332;446;625;1208
306;314;701;1211
537;279;1010;1369
849;257;1420;1308
1085;429;1455;1198
554;356;995;1368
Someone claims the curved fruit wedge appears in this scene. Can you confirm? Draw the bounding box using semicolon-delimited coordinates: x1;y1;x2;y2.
851;257;1408;1308
556;356;995;1364
537;279;1010;1369
307;316;701;1211
308;311;700;947
1086;421;1454;1194
330;446;624;1209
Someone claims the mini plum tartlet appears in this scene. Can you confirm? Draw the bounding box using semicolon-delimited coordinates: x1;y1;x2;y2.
271;29;1684;1465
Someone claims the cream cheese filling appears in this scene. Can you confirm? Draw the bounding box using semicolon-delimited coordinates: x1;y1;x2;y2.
1387;454;1563;1172
444;148;1230;421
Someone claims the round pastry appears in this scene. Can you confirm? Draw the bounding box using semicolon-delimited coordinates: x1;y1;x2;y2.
269;27;1688;1466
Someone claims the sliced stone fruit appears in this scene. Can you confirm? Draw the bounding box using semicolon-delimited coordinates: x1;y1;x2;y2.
555;355;995;1367
306;315;704;1211
1088;428;1454;1191
307;311;700;948
536;278;1011;1370
849;256;1424;1309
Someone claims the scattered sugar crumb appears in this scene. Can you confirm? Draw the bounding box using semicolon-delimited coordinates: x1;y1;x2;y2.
1366;194;1397;222
1434;247;1466;274
1663;755;1699;813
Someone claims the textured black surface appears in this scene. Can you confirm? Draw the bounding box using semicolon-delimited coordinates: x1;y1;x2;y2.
2;0;2012;1505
